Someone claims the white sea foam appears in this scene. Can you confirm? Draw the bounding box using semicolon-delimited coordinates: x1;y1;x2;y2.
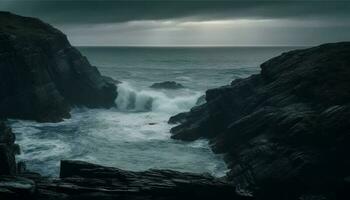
115;82;201;114
9;81;227;177
8;46;290;178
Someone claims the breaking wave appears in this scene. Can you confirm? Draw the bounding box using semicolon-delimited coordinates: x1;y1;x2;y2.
116;82;201;114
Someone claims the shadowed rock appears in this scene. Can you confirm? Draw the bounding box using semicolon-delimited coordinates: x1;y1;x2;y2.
0;122;19;175
169;42;350;199
1;160;244;200
0;12;117;122
196;95;206;106
150;81;185;89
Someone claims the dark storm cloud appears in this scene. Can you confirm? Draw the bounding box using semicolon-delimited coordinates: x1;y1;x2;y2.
2;0;350;24
2;0;349;46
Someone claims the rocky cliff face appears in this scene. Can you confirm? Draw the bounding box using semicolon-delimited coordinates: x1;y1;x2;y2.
0;12;117;122
170;42;350;199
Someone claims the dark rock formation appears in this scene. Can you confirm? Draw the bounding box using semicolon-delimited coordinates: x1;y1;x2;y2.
170;42;350;199
196;94;206;106
0;121;19;175
168;112;189;124
150;81;185;89
0;176;36;199
103;75;122;85
0;12;117;122
0;160;242;200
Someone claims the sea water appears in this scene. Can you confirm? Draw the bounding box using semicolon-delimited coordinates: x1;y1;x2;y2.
10;46;300;177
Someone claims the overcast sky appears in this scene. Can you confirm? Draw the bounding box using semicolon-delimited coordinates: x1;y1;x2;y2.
1;0;350;46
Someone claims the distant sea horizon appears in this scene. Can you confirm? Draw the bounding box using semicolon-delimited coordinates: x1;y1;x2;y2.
75;45;310;48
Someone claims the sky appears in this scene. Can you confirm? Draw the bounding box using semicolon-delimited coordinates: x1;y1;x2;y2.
1;0;350;46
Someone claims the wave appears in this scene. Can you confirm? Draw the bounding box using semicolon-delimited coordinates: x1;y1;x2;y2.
116;82;201;114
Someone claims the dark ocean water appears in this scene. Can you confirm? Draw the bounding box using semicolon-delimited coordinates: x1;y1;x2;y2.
11;46;302;177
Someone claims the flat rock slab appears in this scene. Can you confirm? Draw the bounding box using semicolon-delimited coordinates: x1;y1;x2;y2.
1;160;244;200
0;176;36;199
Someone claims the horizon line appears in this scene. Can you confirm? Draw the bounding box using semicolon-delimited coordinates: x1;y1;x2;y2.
75;45;310;48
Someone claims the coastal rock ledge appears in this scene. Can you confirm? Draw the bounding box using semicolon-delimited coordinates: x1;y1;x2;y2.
0;122;242;200
170;42;350;200
0;160;242;200
0;12;117;122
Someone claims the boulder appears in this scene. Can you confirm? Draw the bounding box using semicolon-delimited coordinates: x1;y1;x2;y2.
0;12;117;122
169;42;350;199
150;81;185;89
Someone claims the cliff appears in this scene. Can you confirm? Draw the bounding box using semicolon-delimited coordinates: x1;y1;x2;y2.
170;42;350;199
0;12;117;122
0;12;240;200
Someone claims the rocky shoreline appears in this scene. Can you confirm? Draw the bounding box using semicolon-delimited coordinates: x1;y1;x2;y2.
0;12;239;200
0;125;239;198
170;42;350;199
0;11;349;200
0;121;239;200
0;157;239;200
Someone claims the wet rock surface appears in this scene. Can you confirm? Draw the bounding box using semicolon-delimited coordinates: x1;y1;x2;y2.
0;12;117;122
150;81;185;89
1;160;241;200
195;95;206;106
0;122;19;175
170;42;350;199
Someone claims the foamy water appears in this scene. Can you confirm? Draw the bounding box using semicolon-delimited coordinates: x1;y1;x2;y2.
10;46;298;177
11;82;226;177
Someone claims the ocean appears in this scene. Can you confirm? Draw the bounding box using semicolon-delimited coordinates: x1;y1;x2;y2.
10;46;301;177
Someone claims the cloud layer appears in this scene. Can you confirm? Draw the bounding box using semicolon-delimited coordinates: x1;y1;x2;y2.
2;0;350;24
1;0;350;46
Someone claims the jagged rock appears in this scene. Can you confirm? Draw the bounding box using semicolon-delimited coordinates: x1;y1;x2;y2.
56;160;238;200
150;81;185;89
0;160;241;200
170;42;350;199
0;122;19;175
168;112;189;124
102;76;122;85
196;95;206;106
0;12;117;122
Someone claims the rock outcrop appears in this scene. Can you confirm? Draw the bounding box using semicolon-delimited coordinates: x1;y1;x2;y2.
0;160;241;200
0;12;117;122
150;81;185;89
170;42;350;199
0;121;19;175
196;94;206;106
